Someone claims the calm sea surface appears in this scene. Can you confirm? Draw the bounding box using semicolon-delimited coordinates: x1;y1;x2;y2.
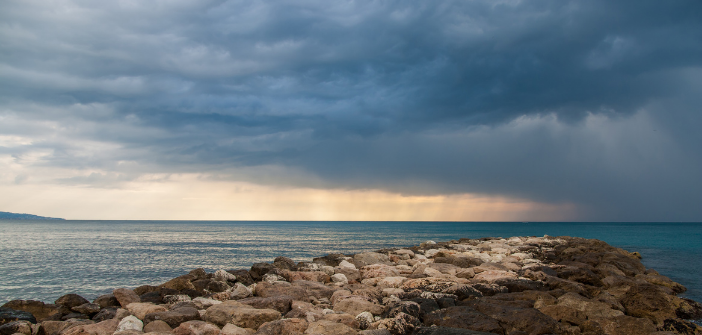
0;221;700;307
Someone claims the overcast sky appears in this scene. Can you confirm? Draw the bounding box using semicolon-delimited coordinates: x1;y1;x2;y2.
1;0;701;221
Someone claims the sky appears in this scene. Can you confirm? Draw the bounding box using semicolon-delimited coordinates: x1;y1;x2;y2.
1;0;701;221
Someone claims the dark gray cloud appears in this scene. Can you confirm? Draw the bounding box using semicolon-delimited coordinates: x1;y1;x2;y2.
1;0;701;220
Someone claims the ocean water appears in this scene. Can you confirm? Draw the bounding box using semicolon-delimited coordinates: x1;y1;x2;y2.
0;221;700;308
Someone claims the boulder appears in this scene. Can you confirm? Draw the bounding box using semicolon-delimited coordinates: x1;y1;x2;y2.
249;264;277;282
272;256;297;271
376;312;421;335
237;296;292;314
253;282;305;301
291;281;336;300
160;277;196;292
321;313;358;329
360;265;400;280
333;297;385;316
92;295;119;309
59;318;118;335
0;308;36;325
331;274;349;286
423;306;502;334
191;298;222;310
0;320;32;335
1;301;61;322
90;308;117;322
221;323;252;335
204;302;281;329
38;320;94;335
126;303;168;320
143;307;201;328
70;304;100;316
117;316;143;332
54;295;89;310
173;320;221;335
354;252;391;267
253;318;307;335
140;291;163;304
113;289;141;308
557;292;624;319
214;270;238;283
413;327;495;335
304;320;357;335
143;320;172;333
227;270;254;286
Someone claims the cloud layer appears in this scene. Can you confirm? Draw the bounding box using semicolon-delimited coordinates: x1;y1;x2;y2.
1;0;701;220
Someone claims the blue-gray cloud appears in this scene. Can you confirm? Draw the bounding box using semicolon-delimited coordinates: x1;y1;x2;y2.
1;0;702;220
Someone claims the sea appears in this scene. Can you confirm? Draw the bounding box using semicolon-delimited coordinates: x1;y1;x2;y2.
0;221;700;312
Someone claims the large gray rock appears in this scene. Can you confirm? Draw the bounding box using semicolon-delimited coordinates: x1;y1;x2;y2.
0;320;32;335
1;301;60;322
0;308;36;325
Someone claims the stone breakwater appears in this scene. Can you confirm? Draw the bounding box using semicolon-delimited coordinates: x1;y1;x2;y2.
1;236;701;335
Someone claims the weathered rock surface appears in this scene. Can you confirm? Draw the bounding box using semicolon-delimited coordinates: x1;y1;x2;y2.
3;236;701;335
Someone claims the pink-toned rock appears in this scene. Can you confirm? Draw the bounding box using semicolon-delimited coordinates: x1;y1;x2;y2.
304;320;357;335
360;265;400;280
173;320;220;335
375;277;407;289
143;320;172;333
59;318;118;335
203;302;281;329
253;318;307;335
473;270;518;282
333;297;385;316
39;320;94;335
220;324;252;335
127;303;168;320
280;271;331;283
113;288;141;308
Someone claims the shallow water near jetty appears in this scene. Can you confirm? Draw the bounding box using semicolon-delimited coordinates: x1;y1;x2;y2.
0;221;700;309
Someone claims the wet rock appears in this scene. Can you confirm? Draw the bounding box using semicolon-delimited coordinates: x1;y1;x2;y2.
173;320;220;335
0;320;32;335
203;301;281;329
304;320;357;335
253;318;307;335
113;289;141;308
143;320;172;333
143;307;201;328
117;316;143;332
134;285;159;296
238;296;292;314
0;308;36;325
1;301;61;322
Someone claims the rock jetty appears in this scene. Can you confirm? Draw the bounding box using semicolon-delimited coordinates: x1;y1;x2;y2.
2;236;701;335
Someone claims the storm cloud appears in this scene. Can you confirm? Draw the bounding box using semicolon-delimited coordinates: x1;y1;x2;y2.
1;0;701;220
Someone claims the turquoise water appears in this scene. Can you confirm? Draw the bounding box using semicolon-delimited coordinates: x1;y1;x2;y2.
0;221;700;307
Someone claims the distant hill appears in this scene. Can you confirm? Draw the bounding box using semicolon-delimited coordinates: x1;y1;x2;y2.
0;211;65;220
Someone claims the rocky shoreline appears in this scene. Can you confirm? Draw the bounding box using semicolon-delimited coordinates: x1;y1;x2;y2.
1;236;701;335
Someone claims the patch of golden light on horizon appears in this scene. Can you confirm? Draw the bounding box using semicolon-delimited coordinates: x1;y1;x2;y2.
0;174;577;221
